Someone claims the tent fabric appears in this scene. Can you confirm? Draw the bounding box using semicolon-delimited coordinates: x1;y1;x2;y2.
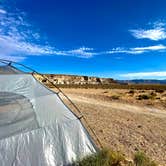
0;65;23;74
0;65;96;166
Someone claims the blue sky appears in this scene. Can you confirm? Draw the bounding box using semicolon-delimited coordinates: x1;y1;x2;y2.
0;0;166;79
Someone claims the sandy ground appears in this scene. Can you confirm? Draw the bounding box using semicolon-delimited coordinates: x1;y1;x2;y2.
54;88;166;165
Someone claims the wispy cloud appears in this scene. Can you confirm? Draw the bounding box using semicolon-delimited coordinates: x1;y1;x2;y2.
133;44;166;51
0;9;6;14
0;55;26;62
120;71;166;79
0;6;97;61
0;6;54;60
129;22;166;41
1;7;166;62
109;22;166;55
107;44;166;55
64;47;97;58
107;47;144;54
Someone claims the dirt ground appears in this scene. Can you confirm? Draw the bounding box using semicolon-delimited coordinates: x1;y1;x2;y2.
54;88;166;165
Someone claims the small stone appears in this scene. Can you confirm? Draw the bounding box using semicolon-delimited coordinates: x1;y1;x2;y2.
99;129;103;133
137;125;142;128
134;147;138;151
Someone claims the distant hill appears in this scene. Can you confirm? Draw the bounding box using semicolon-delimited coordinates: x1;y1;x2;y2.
36;74;117;85
35;74;166;85
118;79;166;85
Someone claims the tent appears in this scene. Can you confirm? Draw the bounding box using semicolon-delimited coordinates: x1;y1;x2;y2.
0;60;98;166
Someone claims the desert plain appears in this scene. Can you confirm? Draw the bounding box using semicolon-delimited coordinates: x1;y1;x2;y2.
54;88;166;165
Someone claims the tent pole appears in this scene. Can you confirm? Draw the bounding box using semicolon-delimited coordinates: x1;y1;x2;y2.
32;73;103;149
0;59;103;149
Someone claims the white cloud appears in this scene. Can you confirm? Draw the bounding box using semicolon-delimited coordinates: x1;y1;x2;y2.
130;28;166;41
133;44;166;51
0;7;56;59
107;47;144;54
0;7;97;61
0;35;54;55
129;22;166;41
0;9;6;14
65;47;96;58
1;7;166;61
108;44;166;55
120;71;166;79
0;55;26;62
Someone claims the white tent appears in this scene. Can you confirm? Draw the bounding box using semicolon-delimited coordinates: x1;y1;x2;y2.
0;61;97;166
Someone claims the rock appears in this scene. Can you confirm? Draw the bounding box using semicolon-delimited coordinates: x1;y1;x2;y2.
35;74;117;85
137;125;142;128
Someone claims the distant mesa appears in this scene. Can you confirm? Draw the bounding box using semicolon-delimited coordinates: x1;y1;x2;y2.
35;74;166;85
35;74;117;85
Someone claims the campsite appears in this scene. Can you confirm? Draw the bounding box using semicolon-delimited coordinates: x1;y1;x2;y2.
1;0;166;165
1;60;165;166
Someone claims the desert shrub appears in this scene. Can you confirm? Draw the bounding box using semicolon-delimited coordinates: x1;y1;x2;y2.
149;92;157;99
155;89;164;93
128;90;135;94
73;149;125;166
134;151;157;166
137;94;151;100
111;95;120;100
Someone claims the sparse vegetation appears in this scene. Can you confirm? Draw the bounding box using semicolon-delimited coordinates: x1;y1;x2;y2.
128;90;135;94
73;149;125;166
134;151;157;166
155;89;164;93
111;95;120;100
150;92;155;96
136;92;159;100
73;149;157;166
49;84;166;91
137;94;151;100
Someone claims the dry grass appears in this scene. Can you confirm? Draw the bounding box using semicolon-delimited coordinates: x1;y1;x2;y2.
73;149;125;166
73;149;157;166
134;151;157;166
